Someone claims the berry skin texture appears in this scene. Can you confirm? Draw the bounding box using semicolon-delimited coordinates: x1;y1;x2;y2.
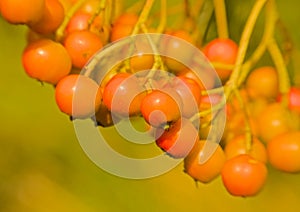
155;118;199;158
169;76;202;118
164;30;195;73
77;0;100;14
102;73;146;116
113;13;139;25
221;154;268;197
184;141;226;183
129;40;154;72
22;39;72;84
110;13;138;42
179;67;216;91
65;11;103;36
55;74;102;118
65;12;93;34
278;87;300;114
267;131;300;173
29;0;65;34
141;90;182;128
287;87;300;113
64;30;103;68
224;135;268;163
0;0;45;24
246;66;279;100
203;38;238;82
257;103;300;143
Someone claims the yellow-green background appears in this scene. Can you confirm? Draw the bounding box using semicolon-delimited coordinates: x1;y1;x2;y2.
1;0;300;211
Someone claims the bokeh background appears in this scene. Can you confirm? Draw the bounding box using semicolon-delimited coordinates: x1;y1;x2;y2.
1;0;300;211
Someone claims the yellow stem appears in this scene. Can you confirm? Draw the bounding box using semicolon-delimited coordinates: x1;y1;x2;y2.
88;0;106;28
131;0;155;36
225;0;267;99
55;0;86;41
104;0;113;26
276;19;294;64
192;0;213;46
156;0;167;33
121;0;156;72
201;86;225;95
233;88;252;152
267;38;291;102
112;0;123;22
125;1;144;14
237;0;278;87
213;0;229;39
189;0;204;19
189;96;226;123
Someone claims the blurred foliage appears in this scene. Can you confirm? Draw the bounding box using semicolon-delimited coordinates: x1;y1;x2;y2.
1;0;300;211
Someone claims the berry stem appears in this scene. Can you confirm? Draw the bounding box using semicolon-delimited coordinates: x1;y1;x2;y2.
201;86;224;95
192;0;214;46
55;0;86;41
131;0;155;36
237;0;278;87
184;0;191;18
125;1;144;14
111;0;123;22
88;0;107;29
211;62;234;71
213;0;229;39
104;0;113;26
276;19;294;64
189;95;226;123
117;0;156;73
189;0;204;19
267;38;291;105
156;0;167;33
225;0;267;99
232;88;252;152
139;24;169;89
140;24;166;71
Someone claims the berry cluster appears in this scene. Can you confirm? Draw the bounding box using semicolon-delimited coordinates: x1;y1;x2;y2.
1;0;300;197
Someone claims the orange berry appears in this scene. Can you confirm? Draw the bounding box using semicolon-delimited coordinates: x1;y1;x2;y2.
184;140;226;183
64;30;103;68
22;39;71;84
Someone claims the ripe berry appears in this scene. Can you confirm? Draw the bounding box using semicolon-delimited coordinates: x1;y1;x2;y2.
221;154;268;197
257;103;300;143
168;76;202;118
22;39;72;84
102;73;146;116
110;13;138;42
164;30;195;73
203;38;238;82
65;12;93;34
64;30;103;68
246;66;279;100
29;0;65;34
65;11;103;35
55;74;102;118
224;135;267;163
0;0;45;24
155;118;198;158
129;40;154;72
141;89;182;127
77;0;99;14
184;141;226;183
267;131;300;173
179;68;215;90
278;87;300;113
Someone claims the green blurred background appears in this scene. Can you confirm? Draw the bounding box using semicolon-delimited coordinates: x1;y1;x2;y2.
1;0;300;211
